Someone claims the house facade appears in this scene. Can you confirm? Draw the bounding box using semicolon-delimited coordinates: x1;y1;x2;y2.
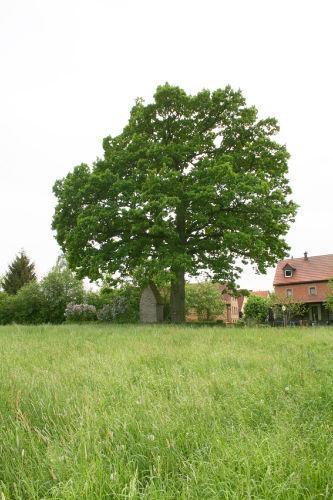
222;291;241;324
273;253;333;324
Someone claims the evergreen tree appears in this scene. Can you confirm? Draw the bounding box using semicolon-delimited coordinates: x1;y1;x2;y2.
2;251;36;295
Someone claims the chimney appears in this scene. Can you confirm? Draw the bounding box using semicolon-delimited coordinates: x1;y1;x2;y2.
304;251;308;260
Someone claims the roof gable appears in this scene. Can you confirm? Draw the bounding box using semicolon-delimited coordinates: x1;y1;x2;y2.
274;254;333;285
282;263;296;271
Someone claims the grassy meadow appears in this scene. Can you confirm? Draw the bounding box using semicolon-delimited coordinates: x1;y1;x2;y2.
0;324;333;499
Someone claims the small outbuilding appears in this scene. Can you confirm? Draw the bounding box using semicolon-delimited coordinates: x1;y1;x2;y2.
140;282;164;323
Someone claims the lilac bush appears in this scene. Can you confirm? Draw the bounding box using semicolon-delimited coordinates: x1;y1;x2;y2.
64;303;97;322
97;297;128;322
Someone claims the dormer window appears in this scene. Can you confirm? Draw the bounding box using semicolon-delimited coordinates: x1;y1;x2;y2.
282;263;296;279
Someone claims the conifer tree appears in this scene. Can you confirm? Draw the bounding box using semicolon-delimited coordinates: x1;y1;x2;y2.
2;251;36;295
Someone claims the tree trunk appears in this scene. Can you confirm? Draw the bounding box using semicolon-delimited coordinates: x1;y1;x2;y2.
170;199;186;323
170;268;185;323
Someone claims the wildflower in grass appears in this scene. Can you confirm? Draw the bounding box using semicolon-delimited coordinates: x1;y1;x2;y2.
147;434;155;441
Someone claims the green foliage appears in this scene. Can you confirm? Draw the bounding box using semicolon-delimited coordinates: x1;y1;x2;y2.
0;284;46;325
100;284;141;323
2;251;36;295
13;281;47;324
244;295;270;323
97;298;127;322
0;258;84;325
84;289;107;309
186;282;225;321
52;84;297;321
270;293;306;323
0;292;16;325
41;257;84;323
325;280;333;312
0;263;140;324
1;324;333;498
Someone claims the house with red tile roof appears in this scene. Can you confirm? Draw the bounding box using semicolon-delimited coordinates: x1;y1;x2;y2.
273;252;333;324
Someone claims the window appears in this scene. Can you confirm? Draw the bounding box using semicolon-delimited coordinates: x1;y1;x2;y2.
284;269;293;278
309;287;317;296
286;288;293;297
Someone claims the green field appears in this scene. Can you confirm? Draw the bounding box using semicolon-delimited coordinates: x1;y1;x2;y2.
1;325;333;499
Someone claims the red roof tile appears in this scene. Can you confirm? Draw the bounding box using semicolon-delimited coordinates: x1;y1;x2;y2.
274;254;333;285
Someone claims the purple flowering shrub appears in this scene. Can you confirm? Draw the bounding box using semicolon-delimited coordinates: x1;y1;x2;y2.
97;297;128;322
64;303;97;322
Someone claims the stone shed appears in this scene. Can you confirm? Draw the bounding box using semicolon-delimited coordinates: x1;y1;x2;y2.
140;282;164;323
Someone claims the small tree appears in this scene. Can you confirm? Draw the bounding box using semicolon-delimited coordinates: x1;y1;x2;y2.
14;281;47;324
186;282;225;321
244;295;270;323
325;280;333;313
2;251;36;295
41;257;84;323
270;293;305;325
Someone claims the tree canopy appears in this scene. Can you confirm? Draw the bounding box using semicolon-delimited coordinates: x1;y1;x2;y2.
2;251;36;295
270;293;306;324
40;256;84;323
185;282;225;321
244;294;270;323
52;84;297;322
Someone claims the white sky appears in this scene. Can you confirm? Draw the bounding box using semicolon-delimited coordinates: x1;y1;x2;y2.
1;0;332;291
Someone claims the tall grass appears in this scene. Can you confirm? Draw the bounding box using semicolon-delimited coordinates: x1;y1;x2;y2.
0;324;333;499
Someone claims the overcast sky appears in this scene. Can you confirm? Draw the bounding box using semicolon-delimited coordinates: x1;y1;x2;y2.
1;0;332;290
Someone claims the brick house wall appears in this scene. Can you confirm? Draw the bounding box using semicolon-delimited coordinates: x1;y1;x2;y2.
222;295;240;324
274;281;330;303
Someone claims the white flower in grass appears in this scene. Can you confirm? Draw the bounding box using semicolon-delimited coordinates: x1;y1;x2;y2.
110;464;117;481
147;434;155;441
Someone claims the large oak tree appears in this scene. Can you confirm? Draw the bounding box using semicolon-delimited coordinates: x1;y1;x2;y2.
52;84;297;322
